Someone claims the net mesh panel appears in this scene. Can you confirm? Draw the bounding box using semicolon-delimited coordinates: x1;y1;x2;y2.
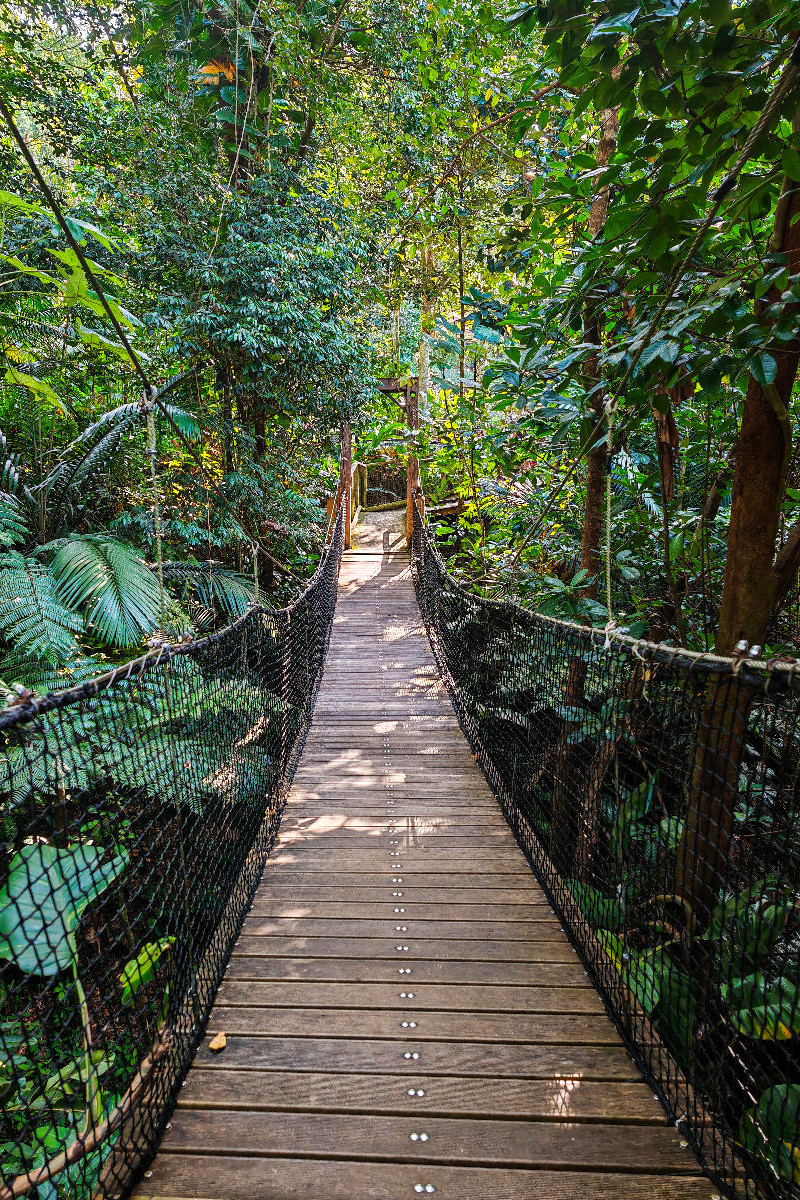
0;506;343;1200
412;502;800;1200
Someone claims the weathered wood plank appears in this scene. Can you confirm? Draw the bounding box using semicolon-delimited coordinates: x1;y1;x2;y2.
247;901;551;919
177;1070;665;1122
225;955;582;983
189;1035;639;1078
240;917;564;941
232;936;571;960
137;1159;712;1200
157;1110;698;1172
206;1007;610;1041
256;873;544;892
213;981;595;1011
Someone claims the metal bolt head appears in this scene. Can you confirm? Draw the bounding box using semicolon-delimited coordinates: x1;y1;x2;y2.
395;926;408;931
400;992;415;998
403;1051;420;1060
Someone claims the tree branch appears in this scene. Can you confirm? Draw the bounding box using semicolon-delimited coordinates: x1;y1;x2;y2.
399;84;562;229
1;1034;171;1200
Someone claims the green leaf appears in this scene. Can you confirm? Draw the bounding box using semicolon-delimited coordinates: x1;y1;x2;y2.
722;974;800;1040
49;536;162;648
782;149;800;182
120;938;175;1006
752;353;778;387
567;880;624;931
0;843;128;977
740;1084;800;1183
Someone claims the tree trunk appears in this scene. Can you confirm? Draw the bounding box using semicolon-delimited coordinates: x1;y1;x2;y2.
218;362;234;475
675;151;800;928
579;101;620;599
549;102;620;874
254;406;267;462
716;175;800;656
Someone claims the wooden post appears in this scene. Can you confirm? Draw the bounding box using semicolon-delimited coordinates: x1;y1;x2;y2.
341;422;352;550
406;381;419;545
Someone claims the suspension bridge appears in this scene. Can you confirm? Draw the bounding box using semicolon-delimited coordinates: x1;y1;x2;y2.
1;458;798;1200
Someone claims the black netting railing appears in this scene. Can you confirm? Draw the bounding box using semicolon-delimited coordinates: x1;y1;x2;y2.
0;505;343;1200
412;500;800;1200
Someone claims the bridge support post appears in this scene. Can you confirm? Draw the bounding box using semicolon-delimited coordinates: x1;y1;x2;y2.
341;422;352;549
406;381;419;546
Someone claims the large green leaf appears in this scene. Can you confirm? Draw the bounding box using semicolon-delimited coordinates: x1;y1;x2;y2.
722;974;800;1041
49;535;162;648
740;1084;800;1184
0;843;129;977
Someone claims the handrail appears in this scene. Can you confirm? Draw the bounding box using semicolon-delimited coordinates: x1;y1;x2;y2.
0;484;346;1200
410;497;800;1200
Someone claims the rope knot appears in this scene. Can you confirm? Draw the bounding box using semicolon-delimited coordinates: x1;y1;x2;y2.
603;619;621;650
139;384;157;414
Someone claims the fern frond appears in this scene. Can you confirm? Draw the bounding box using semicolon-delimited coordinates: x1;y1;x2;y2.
0;552;82;663
48;535;162;648
161;560;254;616
0;491;30;546
0;650;101;693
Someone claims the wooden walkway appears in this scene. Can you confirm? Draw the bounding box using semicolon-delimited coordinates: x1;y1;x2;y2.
136;518;714;1200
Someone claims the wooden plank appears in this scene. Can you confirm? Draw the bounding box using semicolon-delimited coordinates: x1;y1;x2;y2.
247;901;551;919
256;873;544;890
206;1007;610;1041
226;955;582;983
278;817;509;831
274;837;518;852
232;937;570;961
178;1070;665;1122
214;982;595;1012
156;1110;698;1172
189;1035;638;1079
137;1158;713;1200
240;917;565;940
266;853;525;871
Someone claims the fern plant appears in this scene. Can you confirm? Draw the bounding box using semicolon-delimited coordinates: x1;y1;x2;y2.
0;552;82;663
48;535;164;649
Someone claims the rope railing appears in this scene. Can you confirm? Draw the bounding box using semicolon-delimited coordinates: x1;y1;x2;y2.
0;501;345;1200
411;498;800;1200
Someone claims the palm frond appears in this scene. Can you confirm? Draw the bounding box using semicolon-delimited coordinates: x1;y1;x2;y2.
161;560;254;616
44;418;139;535
159;402;201;442
48;535;162;648
0;552;82;663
